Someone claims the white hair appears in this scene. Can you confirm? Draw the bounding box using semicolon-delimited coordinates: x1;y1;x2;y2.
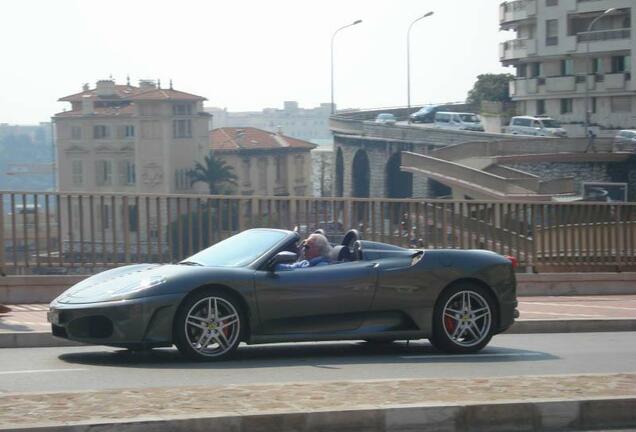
309;233;332;258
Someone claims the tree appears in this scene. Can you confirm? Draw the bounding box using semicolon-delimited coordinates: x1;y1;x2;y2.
466;73;515;106
187;152;238;195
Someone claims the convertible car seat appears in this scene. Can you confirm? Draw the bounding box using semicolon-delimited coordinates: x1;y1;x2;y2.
330;245;354;262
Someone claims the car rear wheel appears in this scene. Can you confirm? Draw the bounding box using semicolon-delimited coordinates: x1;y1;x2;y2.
174;290;243;361
430;283;496;354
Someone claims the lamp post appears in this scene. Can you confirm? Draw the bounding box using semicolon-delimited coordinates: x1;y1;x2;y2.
407;11;434;109
330;19;362;115
583;8;616;139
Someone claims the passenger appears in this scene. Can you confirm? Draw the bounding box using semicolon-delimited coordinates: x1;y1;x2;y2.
276;233;333;271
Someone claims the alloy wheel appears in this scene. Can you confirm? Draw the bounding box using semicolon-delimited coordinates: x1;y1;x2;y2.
441;290;491;348
184;296;241;357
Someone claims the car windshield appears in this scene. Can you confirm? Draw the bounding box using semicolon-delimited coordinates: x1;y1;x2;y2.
182;229;288;267
541;119;561;128
459;114;479;122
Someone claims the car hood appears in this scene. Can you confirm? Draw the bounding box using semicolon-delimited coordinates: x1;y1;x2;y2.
53;263;191;304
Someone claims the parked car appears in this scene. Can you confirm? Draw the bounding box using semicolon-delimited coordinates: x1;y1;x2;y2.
374;113;397;125
614;130;636;150
434;112;484;132
408;105;444;123
48;228;518;361
505;116;567;137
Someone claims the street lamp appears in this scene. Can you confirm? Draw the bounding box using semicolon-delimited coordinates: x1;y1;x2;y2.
407;11;434;109
583;8;617;140
330;19;362;115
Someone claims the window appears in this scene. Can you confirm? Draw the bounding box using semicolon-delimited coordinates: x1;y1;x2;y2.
294;155;304;182
560;58;573;75
128;205;138;233
611;56;627;73
95;160;112;186
592;58;604;74
173;119;192;138
529;62;541;78
124;125;135;138
71;160;83;186
560;98;573;114
71;126;81;140
536;100;546;115
275;156;286;184
93;125;109;139
546;19;558;46
546;0;557;5
172;104;192;116
591;97;597;114
118;160;135;185
241;158;251;186
257;158;268;192
516;64;527;78
611;96;631;113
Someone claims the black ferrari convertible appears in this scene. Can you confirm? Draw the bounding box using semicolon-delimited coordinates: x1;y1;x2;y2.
48;228;518;361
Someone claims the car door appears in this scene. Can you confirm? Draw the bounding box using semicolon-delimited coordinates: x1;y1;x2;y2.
253;261;378;335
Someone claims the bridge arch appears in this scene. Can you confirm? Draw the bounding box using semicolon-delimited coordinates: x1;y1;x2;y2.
352;149;370;198
385;152;413;198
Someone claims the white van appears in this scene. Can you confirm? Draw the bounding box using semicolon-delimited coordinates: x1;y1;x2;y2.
505;116;567;137
434;112;484;132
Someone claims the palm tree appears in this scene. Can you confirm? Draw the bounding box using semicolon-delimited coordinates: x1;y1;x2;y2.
187;152;238;195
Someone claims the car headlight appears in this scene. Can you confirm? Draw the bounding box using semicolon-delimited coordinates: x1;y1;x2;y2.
111;275;167;295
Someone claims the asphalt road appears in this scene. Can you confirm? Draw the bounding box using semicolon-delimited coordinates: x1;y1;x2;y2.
1;332;635;394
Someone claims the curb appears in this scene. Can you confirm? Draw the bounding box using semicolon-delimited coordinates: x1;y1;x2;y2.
2;397;635;432
1;318;635;349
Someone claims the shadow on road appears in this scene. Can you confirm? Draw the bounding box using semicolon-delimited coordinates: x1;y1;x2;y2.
58;340;558;369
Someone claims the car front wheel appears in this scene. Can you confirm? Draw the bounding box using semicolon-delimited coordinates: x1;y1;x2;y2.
430;283;496;354
174;289;243;361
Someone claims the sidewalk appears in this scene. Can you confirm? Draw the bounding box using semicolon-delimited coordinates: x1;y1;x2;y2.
1;373;635;431
1;295;635;349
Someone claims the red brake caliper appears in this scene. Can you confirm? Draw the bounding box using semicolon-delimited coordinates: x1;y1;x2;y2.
444;315;456;333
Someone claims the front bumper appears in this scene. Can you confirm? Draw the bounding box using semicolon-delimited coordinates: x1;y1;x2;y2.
48;293;184;348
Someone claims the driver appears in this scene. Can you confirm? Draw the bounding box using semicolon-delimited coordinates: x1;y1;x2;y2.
276;233;333;271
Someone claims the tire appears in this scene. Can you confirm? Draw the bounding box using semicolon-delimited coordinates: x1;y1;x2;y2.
174;289;244;361
430;282;497;354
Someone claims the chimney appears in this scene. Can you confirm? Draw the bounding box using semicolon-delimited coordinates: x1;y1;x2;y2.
95;79;116;96
235;129;245;145
82;83;90;92
81;95;93;114
276;126;283;135
138;79;157;91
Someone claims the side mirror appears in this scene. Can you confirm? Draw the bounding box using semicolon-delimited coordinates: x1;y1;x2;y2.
268;251;297;270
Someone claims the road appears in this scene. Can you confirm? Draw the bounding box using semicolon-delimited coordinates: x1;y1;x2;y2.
1;332;635;394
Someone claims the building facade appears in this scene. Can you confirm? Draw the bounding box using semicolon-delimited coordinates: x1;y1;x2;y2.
206;101;334;142
54;79;209;195
500;0;635;136
210;127;316;196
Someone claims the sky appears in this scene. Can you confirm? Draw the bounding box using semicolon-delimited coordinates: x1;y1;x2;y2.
0;0;512;124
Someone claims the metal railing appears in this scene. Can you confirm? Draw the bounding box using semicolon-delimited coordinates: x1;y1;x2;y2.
1;191;635;275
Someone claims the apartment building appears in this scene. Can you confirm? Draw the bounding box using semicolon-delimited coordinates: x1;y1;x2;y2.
500;0;634;135
206;101;334;141
54;79;210;195
210;127;316;196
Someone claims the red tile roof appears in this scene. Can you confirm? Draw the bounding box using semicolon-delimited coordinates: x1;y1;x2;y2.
59;85;206;102
210;127;317;152
128;88;206;101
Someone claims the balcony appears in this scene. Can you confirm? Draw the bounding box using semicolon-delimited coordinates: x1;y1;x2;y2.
500;38;536;62
576;29;632;54
509;78;539;97
546;76;576;92
499;0;536;27
577;28;631;43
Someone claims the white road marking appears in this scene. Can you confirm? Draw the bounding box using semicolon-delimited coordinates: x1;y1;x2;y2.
0;368;88;375
402;352;544;360
518;301;636;311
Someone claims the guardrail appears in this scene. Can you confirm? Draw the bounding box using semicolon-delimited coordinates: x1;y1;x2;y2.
1;191;635;275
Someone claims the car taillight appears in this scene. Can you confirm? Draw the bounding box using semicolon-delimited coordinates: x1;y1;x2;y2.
505;255;518;268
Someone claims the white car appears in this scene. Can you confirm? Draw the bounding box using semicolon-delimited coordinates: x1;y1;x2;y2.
434;112;484;132
614;130;636;150
374;113;397;125
505;116;567;137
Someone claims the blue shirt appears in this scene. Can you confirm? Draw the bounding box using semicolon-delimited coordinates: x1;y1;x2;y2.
275;256;331;271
